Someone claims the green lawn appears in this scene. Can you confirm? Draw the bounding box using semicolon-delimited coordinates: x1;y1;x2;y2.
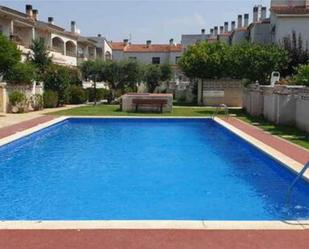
51;104;216;117
51;104;309;149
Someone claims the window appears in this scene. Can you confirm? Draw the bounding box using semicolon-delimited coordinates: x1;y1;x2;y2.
175;56;181;64
152;57;160;64
129;56;137;61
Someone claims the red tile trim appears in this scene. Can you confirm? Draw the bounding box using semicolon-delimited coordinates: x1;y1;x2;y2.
0;116;55;139
223;117;309;165
0;229;309;249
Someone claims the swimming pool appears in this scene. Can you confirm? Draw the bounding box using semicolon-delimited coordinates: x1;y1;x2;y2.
0;118;308;221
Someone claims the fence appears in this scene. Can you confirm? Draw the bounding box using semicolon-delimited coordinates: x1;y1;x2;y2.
243;84;309;133
198;79;243;107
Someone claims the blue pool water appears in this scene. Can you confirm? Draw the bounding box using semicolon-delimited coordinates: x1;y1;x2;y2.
0;118;309;220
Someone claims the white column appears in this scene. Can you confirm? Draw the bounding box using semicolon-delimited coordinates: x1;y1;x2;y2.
9;20;14;36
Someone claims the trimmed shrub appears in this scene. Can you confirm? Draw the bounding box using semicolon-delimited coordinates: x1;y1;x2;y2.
68;85;87;104
43;90;58;108
9;91;27;113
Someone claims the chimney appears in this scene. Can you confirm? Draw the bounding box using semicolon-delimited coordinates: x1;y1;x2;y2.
210;28;214;36
253;6;259;22
146;40;152;46
237;15;243;29
123;39;129;46
97;34;102;37
48;17;54;25
220;26;224;34
71;21;76;33
201;28;205;34
244;14;249;27
261;7;267;20
32;9;38;21
213;26;218;36
169;38;174;45
25;4;33;18
224;22;229;33
231;21;236;31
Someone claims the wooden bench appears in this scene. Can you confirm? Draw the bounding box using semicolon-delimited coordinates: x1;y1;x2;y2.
132;99;167;113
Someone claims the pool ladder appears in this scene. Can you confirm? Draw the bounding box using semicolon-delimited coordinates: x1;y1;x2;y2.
212;104;229;119
286;160;309;207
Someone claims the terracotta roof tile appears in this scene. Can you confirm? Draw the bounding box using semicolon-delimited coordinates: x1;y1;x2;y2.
110;42;182;53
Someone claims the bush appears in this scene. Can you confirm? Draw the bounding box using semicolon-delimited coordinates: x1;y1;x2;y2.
43;90;58;108
86;88;110;102
293;64;309;86
44;65;70;105
9;91;27;113
68;85;87;104
32;94;44;111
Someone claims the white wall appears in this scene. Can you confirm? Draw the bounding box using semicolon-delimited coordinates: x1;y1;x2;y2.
113;51;181;65
272;16;309;45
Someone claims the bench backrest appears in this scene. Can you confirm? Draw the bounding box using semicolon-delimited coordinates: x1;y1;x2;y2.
132;99;167;105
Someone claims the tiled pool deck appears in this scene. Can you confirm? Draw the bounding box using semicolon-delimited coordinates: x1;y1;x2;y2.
0;115;308;249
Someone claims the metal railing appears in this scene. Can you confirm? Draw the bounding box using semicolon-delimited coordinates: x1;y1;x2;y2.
286;161;309;207
212;104;229;119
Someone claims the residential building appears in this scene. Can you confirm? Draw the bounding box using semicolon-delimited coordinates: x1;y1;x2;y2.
0;4;112;67
248;6;272;44
181;29;210;50
110;39;182;65
270;0;309;47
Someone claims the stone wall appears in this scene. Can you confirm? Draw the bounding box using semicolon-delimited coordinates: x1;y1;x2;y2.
198;79;243;107
243;84;309;133
0;82;43;113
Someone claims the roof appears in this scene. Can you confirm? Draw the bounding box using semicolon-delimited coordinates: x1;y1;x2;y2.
271;6;309;15
110;42;182;53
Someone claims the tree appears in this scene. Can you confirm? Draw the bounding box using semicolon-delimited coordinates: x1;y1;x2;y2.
6;62;37;85
178;41;288;85
28;38;52;77
44;65;71;105
160;64;173;82
0;34;21;79
281;31;309;76
143;65;161;93
230;43;288;84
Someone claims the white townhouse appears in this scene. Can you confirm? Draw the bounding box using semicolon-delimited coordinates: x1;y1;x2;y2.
110;39;182;66
0;4;112;67
181;0;309;49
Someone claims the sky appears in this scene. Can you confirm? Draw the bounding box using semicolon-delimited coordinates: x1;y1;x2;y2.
1;0;270;43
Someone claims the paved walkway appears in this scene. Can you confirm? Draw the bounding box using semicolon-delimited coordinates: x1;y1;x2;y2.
1;229;309;249
0;105;82;129
224;117;309;164
0;114;308;249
